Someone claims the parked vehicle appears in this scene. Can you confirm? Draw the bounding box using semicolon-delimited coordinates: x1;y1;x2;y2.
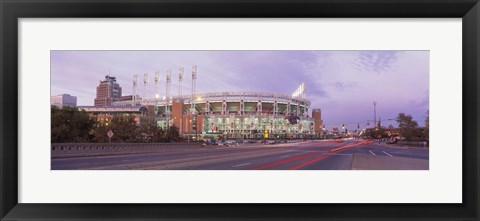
267;140;277;145
224;140;237;146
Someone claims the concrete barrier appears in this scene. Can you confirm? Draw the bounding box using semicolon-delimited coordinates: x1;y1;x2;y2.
51;142;203;152
397;141;429;148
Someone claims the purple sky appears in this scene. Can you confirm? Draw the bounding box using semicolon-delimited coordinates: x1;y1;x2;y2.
51;51;429;129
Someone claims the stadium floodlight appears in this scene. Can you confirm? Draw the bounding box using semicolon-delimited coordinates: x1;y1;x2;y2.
132;75;138;104
143;73;149;100
179;67;184;81
178;67;184;98
144;73;149;85
166;70;172;83
155;72;160;83
292;82;306;98
133;75;138;87
192;65;197;80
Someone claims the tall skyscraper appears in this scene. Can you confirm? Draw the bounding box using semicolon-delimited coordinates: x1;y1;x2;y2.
94;75;122;106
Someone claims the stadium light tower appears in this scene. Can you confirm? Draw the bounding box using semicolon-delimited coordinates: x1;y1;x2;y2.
191;65;198;140
143;73;149;102
154;71;161;120
191;65;197;114
178;67;184;134
132;75;138;105
166;70;172;105
178;67;184;98
155;71;160;99
292;82;306;99
166;70;172;128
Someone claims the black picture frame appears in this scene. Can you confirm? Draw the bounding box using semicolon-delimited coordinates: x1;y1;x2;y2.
1;0;479;220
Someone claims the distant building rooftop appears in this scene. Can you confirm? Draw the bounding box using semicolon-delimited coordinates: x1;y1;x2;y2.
78;106;146;113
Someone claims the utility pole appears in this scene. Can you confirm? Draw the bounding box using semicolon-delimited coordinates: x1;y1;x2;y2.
373;101;377;128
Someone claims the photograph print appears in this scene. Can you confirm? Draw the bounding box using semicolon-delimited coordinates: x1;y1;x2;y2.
51;50;429;170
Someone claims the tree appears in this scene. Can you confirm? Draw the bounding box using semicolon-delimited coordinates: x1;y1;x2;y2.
134;117;181;142
51;106;95;143
136;116;158;142
151;127;166;143
363;127;389;139
92;122;109;143
110;115;138;143
395;113;422;141
165;125;181;142
423;110;429;142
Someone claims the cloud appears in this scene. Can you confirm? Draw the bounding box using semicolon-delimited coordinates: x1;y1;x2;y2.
353;51;400;73
207;51;320;94
330;81;358;91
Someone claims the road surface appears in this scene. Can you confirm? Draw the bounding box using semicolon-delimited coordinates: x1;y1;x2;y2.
51;140;429;170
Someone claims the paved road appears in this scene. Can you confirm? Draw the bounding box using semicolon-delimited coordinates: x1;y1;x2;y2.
51;140;429;170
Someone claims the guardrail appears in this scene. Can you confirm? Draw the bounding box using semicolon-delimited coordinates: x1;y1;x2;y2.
51;142;203;151
396;141;429;147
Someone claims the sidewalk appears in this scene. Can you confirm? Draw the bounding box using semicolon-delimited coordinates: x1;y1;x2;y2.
370;141;429;150
351;153;428;170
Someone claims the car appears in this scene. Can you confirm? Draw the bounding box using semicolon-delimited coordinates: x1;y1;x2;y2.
386;137;398;144
224;140;237;146
267;140;277;145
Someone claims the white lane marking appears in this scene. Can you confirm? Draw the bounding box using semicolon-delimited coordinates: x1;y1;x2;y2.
388;152;429;157
232;163;251;167
408;154;429;157
382;151;394;157
280;155;290;158
369;151;376;156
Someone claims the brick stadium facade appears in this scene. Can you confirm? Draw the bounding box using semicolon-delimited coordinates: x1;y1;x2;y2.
113;92;322;139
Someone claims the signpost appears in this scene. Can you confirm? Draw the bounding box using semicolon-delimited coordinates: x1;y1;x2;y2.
107;130;114;143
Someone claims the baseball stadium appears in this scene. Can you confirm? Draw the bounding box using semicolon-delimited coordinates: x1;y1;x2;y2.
112;84;322;140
